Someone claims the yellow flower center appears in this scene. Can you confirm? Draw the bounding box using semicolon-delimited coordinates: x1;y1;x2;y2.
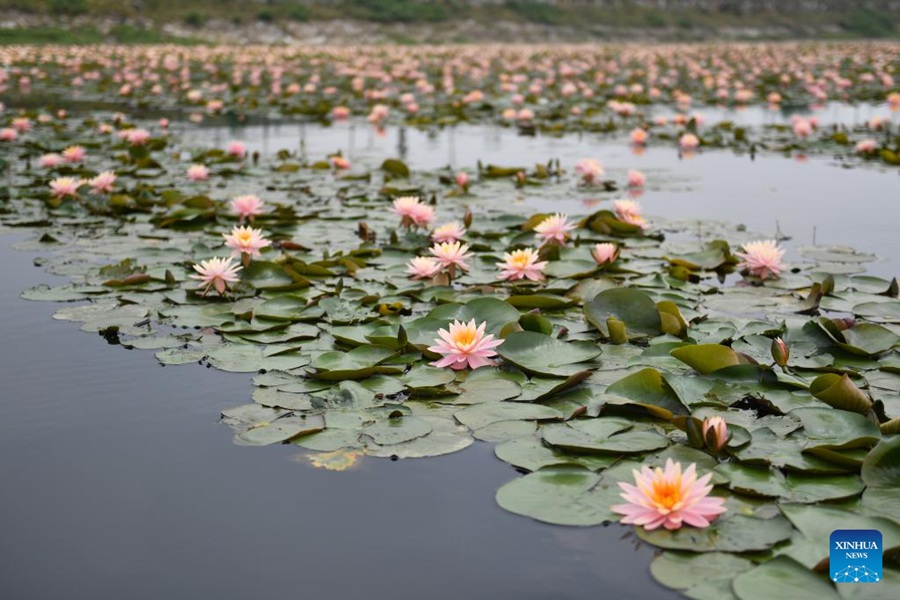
509;251;531;268
453;327;477;347
651;477;682;510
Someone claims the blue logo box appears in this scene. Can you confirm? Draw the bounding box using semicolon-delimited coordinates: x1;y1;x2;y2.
830;529;882;583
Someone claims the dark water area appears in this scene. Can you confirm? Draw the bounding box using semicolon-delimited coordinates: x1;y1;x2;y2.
0;232;677;599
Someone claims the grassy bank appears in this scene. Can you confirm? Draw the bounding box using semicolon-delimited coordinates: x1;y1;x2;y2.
0;1;897;44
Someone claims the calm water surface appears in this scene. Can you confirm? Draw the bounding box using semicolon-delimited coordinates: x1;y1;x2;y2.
1;120;898;600
193;120;900;276
0;229;675;600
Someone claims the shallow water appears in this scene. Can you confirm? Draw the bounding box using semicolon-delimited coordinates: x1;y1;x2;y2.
0;232;676;599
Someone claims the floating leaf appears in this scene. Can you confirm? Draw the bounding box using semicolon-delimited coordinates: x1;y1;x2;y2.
584;288;662;339
496;331;601;377
636;515;794;553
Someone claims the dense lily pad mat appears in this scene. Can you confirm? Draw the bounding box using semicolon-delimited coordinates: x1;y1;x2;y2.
3;75;900;598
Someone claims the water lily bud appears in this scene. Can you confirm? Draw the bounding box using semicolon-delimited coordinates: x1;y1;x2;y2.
832;317;856;331
771;337;789;367
607;317;628;345
701;416;729;453
463;208;473;230
820;274;835;296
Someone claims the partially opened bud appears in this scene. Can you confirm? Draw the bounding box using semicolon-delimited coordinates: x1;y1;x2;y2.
771;337;789;367
701;416;729;453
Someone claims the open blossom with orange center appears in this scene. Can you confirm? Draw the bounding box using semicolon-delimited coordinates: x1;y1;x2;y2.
406;256;441;280
575;159;604;185
429;241;472;276
191;256;242;296
592;243;619;265
735;239;784;280
187;164;209;181
534;213;576;246
630;128;649;145
613;199;648;229
223;226;272;260
0;128;18;141
392;196;434;229
611;459;726;531
496;248;548;281
428;319;504;370
62;145;86;163
230;195;264;223
89;171;117;194
49;177;83;199
431;222;466;244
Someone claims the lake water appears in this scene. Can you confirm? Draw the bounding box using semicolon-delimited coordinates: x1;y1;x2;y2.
1;118;897;599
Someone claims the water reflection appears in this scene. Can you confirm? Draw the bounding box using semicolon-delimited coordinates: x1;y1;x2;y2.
189;120;899;278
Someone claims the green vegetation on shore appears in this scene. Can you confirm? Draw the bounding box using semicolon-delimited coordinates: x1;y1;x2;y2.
0;0;897;44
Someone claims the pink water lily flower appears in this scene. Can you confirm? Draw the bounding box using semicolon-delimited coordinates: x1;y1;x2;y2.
227;141;247;158
592;242;619;265
575;159;604;185
534;213;576;246
497;248;548;281
39;153;63;168
613;199;648;229
428;319;504;370
406;256;441;280
429;241;472;277
627;170;646;187
611;459;726;531
187;164;209;181
701;416;729;453
431;222;466;244
191;256;242;296
0;128;17;141
124;128;150;145
49;176;83;199
89;171;117;194
630;128;649;145
855;139;877;154
679;134;699;150
62;145;86;163
735;239;784;280
392;196;434;229
330;156;351;170
223;225;272;261
230;195;264;223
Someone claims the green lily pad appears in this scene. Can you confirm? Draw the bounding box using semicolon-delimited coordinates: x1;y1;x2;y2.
495;465;623;526
584;287;662;339
542;418;669;454
732;556;839;600
636;514;794;553
496;331;601;377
